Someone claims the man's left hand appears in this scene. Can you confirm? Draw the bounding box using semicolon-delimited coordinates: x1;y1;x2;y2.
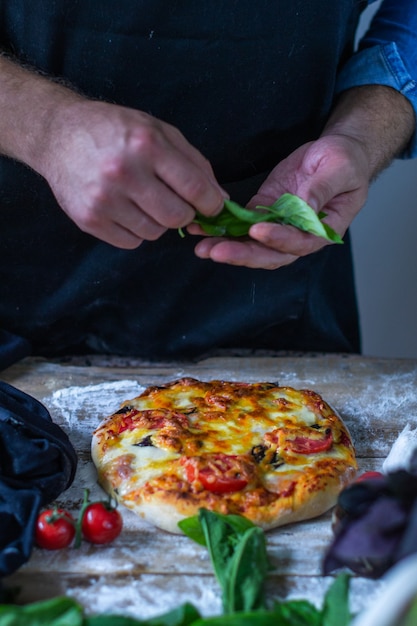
190;134;370;269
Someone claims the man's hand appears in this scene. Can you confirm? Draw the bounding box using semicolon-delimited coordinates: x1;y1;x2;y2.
0;55;225;249
41;100;225;248
193;85;415;270
192;134;370;269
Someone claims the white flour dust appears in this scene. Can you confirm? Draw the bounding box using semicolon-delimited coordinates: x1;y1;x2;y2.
383;423;417;472
342;373;417;423
66;573;222;619
44;379;146;431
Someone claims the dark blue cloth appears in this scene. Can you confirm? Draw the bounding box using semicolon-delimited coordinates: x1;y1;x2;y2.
0;330;31;372
0;381;77;577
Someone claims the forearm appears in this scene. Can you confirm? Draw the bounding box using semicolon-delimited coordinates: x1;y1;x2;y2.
0;53;82;173
322;84;415;180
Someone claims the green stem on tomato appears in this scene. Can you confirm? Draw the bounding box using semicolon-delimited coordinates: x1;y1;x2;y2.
45;507;73;526
73;488;91;549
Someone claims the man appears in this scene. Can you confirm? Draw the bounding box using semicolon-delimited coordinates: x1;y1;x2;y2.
0;1;415;362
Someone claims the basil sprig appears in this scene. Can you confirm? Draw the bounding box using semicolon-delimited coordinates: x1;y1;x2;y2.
179;509;270;614
0;510;352;626
179;509;352;626
188;194;343;243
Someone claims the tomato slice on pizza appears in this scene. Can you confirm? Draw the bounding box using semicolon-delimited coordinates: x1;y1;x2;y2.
287;429;333;454
182;454;251;494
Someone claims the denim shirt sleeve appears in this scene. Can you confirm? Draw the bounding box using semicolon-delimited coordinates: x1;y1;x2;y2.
336;0;417;158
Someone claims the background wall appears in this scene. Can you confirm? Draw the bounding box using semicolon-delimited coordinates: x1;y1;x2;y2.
349;2;417;358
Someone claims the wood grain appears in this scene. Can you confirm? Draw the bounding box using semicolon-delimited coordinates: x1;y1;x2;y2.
2;354;417;619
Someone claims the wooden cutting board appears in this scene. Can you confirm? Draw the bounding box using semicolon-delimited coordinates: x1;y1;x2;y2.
2;353;417;620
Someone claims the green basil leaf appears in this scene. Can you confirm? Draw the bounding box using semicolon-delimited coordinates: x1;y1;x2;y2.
178;515;207;546
84;603;201;626
179;511;255;547
84;617;142;626
190;601;320;626
257;194;343;243
221;200;273;226
271;600;322;626
184;510;269;615
223;527;269;614
192;219;229;237
198;509;240;592
146;604;201;626
321;573;351;626
199;510;256;535
192;199;274;238
193;213;247;237
320;222;343;244
0;596;83;626
197;509;260;589
191;609;288;625
189;193;343;242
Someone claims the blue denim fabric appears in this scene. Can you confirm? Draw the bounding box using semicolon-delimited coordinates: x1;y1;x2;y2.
336;0;417;158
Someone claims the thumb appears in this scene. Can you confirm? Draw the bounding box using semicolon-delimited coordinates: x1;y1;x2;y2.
300;162;350;214
296;137;368;213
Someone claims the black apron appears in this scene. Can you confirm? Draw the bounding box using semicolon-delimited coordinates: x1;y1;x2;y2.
0;1;364;360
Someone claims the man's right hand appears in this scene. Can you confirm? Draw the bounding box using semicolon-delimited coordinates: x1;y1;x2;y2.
41;100;226;248
0;55;225;248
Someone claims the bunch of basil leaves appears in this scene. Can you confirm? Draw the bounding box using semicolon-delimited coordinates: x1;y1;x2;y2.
0;509;352;626
181;194;343;243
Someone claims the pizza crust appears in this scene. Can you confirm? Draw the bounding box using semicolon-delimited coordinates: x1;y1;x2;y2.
92;455;355;534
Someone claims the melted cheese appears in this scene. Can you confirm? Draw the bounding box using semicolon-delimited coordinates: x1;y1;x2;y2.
92;379;355;499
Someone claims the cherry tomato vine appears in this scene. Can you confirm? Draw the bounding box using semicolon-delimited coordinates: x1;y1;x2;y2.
35;489;123;550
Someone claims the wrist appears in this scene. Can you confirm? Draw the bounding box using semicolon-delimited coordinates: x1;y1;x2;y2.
321;85;415;179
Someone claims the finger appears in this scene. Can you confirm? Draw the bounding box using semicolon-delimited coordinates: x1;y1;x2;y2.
110;198;168;240
81;217;145;249
152;137;226;217
296;141;364;211
106;226;144;249
129;178;197;229
186;223;206;235
73;186;169;242
163;123;227;194
194;237;298;270
249;222;328;257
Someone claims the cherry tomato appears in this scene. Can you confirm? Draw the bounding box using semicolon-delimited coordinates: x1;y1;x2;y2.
81;502;123;544
183;455;249;494
35;508;75;550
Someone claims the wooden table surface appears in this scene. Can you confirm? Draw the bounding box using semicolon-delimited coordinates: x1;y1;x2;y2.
2;353;417;620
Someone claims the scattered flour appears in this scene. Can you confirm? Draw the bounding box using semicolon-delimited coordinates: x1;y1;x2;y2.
383;423;417;473
66;574;222;619
45;379;146;429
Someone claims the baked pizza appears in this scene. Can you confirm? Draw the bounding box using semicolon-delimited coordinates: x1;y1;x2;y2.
91;378;357;533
